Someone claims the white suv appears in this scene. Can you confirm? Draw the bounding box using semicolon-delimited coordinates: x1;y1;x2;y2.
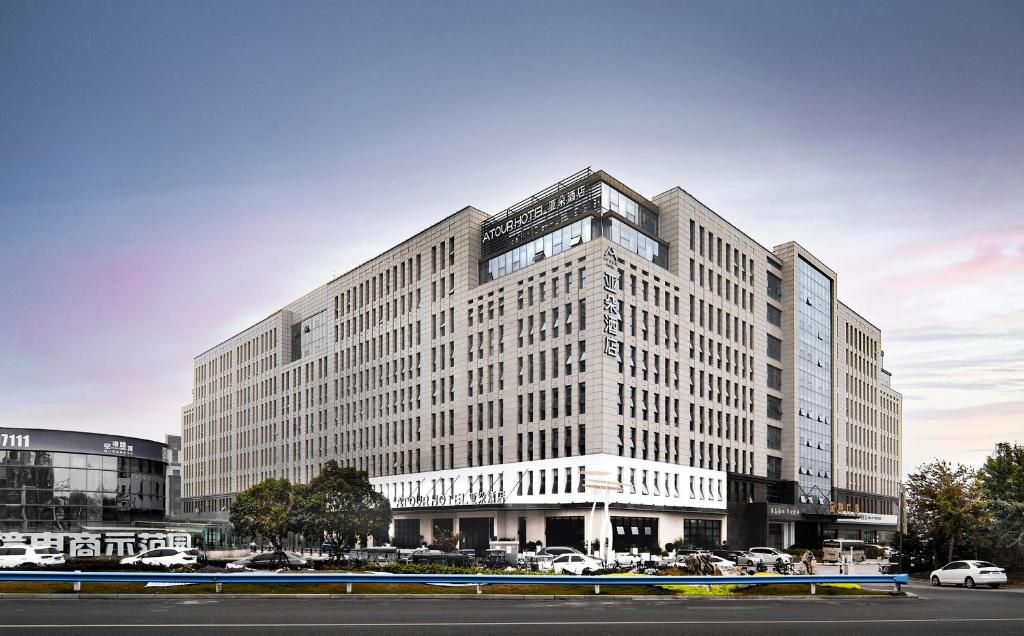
748;547;792;565
0;546;66;568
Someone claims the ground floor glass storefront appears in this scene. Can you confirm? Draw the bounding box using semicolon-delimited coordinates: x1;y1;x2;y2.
0;447;166;533
611;516;659;552
546;516;584;550
683;519;722;549
387;508;726;555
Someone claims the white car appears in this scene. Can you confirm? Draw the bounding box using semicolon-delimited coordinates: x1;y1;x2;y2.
536;546;584;558
733;551;766;567
930;560;1007;589
748;547;792;565
613;552;643;568
706;555;737;571
0;546;66;568
551;553;604;575
120;547;198;567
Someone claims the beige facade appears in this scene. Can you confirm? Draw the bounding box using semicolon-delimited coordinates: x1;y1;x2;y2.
834;303;903;515
182;168;902;550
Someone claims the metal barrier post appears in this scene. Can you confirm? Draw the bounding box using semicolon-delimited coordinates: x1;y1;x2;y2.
594;584;600;594
476;584;481;595
346;583;352;594
215;582;222;593
810;583;816;595
73;571;81;593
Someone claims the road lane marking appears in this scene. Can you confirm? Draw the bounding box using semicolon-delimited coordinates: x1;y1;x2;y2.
1;618;1023;627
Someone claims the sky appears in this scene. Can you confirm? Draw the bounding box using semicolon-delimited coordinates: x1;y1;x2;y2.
1;0;1021;473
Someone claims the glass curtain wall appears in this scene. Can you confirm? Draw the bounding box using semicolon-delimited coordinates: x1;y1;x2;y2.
0;451;166;532
480;182;667;282
602;218;667;267
481;217;595;282
795;257;834;506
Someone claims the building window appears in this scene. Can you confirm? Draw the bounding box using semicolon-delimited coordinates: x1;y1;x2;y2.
611;516;659;552
767;272;782;300
481;217;594;282
767;425;782;450
767;456;782;480
683;519;722;549
767;365;782;390
767;304;782;327
767;395;783;420
767;335;782;361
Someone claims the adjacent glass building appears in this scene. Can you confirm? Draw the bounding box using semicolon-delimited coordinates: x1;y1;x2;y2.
795;257;834;506
0;429;168;533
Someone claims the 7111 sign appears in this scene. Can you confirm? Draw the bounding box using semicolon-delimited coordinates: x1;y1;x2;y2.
603;246;621;361
0;432;30;448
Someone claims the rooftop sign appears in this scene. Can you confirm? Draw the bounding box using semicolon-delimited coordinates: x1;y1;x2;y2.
480;168;601;258
0;428;166;463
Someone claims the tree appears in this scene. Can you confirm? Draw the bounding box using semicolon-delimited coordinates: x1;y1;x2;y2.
292;461;391;560
431;529;461;552
229;478;297;562
905;460;987;565
978;443;1024;568
978;442;1024;501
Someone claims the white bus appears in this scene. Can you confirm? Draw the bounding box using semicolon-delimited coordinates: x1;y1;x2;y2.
822;539;866;563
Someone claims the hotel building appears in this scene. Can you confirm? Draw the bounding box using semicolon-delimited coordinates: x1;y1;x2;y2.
181;168;903;552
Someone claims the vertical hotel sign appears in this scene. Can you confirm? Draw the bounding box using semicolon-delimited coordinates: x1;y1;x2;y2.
603;247;621;360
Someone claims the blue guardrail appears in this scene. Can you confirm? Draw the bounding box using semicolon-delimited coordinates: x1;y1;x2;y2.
0;570;908;589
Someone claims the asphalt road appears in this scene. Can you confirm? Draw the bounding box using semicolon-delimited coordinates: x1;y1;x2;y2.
0;582;1021;635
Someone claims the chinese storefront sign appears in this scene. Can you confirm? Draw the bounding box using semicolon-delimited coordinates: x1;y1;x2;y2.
103;440;135;455
603;246;621;361
0;531;192;557
394;490;507;508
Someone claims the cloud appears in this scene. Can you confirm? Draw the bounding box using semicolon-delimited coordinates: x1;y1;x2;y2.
903;399;1024;471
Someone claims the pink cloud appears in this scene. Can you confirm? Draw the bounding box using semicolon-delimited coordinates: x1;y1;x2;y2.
903;399;1024;471
877;229;1024;294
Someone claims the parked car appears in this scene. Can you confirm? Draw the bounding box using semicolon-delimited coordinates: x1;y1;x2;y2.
748;547;792;565
482;549;511;568
226;551;309;570
930;561;1007;589
612;552;642;568
320;542;350;554
732;551;766;567
671;548;706;557
712;550;747;562
537;546;584;558
119;544;197;565
706;555;737;571
551;553;604;575
733;548;765;565
409;551;473;567
0;546;65;568
120;547;197;567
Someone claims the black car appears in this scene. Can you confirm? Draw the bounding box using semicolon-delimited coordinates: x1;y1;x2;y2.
713;550;746;562
185;548;209;565
673;548;706;557
226;551;309;570
409;552;473;567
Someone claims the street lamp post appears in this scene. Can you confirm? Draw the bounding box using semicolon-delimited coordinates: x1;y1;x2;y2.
581;470;622;565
